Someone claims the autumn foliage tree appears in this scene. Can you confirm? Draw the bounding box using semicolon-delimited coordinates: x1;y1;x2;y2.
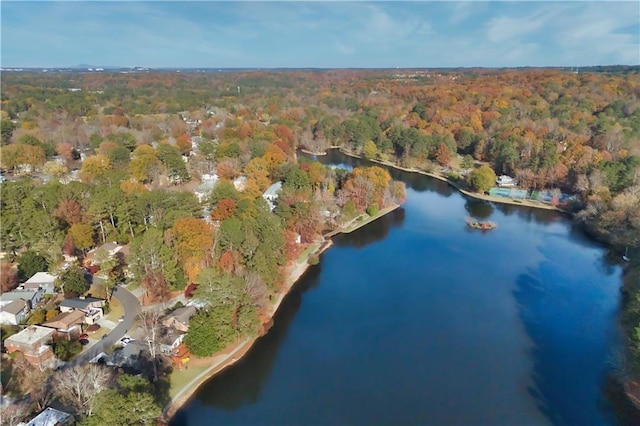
435;143;452;166
170;217;215;282
53;199;84;227
467;165;497;192
141;270;170;303
0;262;18;292
210;198;237;222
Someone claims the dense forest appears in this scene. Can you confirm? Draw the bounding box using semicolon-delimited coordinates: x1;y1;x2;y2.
1;68;639;421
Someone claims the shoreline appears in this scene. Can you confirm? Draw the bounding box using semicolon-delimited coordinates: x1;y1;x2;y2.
164;202;401;419
299;148;327;156
163;240;332;419
335;149;565;213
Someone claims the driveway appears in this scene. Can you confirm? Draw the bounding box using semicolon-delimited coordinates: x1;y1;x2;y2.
72;285;141;365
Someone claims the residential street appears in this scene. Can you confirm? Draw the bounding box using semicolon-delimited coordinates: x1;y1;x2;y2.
71;285;141;366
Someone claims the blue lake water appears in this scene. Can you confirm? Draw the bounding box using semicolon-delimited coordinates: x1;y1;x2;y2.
173;151;635;425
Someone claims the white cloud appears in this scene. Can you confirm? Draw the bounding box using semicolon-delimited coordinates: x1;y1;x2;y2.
486;15;546;43
553;2;640;64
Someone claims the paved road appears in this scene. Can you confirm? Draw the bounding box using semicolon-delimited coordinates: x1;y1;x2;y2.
72;285;141;365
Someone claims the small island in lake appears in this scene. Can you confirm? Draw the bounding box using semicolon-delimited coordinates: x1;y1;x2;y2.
466;218;497;231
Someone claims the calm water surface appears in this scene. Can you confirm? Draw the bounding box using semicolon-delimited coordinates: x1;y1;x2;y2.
173;152;633;425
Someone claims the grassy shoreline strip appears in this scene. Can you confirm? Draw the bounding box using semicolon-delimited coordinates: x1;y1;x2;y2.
164;239;335;418
337;149;563;213
164;203;401;419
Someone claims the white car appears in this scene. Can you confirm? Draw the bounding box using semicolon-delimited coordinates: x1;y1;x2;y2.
119;336;134;346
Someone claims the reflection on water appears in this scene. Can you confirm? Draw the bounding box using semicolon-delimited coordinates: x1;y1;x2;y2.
333;208;405;249
305;150;455;196
174;150;633;425
172;266;322;425
464;198;494;219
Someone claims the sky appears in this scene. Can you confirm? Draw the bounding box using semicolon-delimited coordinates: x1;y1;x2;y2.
1;1;638;68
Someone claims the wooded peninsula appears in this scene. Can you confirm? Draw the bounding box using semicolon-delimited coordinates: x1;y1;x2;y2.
1;67;639;424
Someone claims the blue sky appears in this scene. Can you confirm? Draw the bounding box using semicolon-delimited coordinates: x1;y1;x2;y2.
1;1;638;68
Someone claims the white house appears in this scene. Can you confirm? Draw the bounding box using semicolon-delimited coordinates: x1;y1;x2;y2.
233;175;247;191
262;181;283;211
23;407;75;426
195;175;218;203
497;175;517;187
0;299;29;325
23;271;57;294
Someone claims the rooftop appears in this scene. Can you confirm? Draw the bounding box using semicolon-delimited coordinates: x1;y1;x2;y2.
100;242;122;252
60;296;105;310
0;299;28;315
25;407;74;426
164;306;197;325
195;178;218;194
42;310;85;329
0;290;39;303
263;181;283;198
24;272;57;285
5;325;55;345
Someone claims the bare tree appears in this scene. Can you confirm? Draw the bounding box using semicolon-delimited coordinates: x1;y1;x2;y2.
0;402;28;426
53;364;113;416
243;271;269;312
139;308;164;383
10;354;54;411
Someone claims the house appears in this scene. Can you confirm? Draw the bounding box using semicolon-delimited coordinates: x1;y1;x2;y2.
160;329;186;355
23;271;57;294
233;175;247;191
42;310;85;335
59;296;105;313
4;325;55;366
85;242;124;266
0;289;43;310
0;299;29;325
190;136;202;153
262;181;283;211
162;306;196;333
96;242;124;257
496;175;517;187
195;175;218;203
168;343;191;369
23;406;75;426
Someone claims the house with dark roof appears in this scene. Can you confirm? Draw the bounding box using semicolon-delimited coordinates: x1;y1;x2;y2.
160;329;186;355
59;296;105;313
0;299;29;325
59;296;105;325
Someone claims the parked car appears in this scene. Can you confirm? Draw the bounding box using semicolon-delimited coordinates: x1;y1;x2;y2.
119;336;134;346
79;333;89;340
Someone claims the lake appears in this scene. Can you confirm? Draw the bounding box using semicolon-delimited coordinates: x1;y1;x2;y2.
172;151;636;425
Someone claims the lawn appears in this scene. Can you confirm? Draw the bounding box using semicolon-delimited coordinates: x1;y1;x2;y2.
169;365;208;398
106;297;124;322
296;241;322;264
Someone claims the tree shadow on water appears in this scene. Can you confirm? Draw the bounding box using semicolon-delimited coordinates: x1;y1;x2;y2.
464;198;494;219
333;207;405;250
171;286;306;424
